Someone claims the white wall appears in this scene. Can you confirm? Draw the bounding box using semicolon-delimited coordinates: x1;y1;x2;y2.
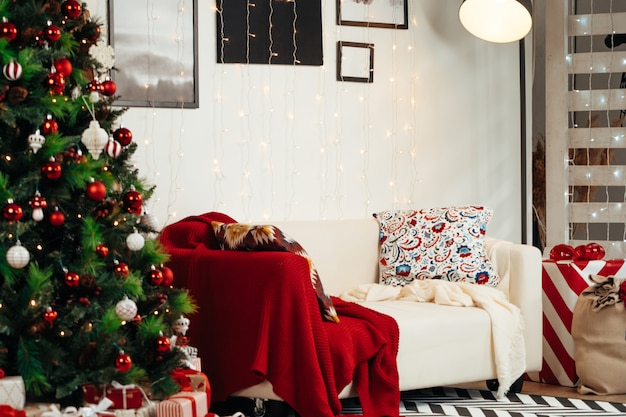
86;0;525;243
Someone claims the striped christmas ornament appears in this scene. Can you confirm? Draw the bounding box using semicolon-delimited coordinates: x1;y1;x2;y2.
3;60;22;81
105;138;122;158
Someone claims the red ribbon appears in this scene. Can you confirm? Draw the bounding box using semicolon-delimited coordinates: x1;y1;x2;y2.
170;368;193;392
0;405;25;417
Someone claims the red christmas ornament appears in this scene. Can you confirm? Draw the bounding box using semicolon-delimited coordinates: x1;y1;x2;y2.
45;23;61;42
0;19;17;41
160;266;174;287
65;271;80;287
44;307;58;326
53;58;73;78
113;127;133;146
101;78;117;96
96;244;109;258
114;261;130;279
41;159;62;180
583;242;605;260
87;79;103;93
79;297;91;306
115;351;132;372
62;0;82;19
149;267;163;286
45;72;65;95
86;180;106;202
156;334;171;353
49;208;65;227
2;200;23;222
42;115;59;134
3;60;22;81
123;189;143;215
549;244;575;261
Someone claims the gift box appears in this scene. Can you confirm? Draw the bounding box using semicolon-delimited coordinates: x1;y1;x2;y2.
0;375;26;410
82;383;147;409
156;391;207;417
526;259;626;387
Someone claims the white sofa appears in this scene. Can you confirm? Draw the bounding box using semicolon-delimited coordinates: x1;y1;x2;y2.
232;218;543;403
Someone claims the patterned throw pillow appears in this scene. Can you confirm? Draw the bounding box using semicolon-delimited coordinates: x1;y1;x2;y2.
373;206;499;286
211;221;340;323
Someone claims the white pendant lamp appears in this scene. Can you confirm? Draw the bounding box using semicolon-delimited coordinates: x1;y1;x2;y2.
459;0;532;43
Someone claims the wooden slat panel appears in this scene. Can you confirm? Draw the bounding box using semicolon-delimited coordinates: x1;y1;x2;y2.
568;89;626;111
569;165;626;186
569;12;626;36
567;51;626;74
569;127;626;148
569;202;626;222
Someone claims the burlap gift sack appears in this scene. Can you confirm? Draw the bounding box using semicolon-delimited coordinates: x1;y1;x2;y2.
571;274;626;395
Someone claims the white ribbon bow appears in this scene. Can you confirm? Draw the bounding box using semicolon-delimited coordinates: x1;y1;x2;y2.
110;380;153;407
40;398;114;417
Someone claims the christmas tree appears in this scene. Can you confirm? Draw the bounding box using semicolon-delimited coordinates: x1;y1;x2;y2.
0;0;196;405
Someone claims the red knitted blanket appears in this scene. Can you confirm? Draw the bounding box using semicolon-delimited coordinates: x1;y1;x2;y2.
160;214;400;417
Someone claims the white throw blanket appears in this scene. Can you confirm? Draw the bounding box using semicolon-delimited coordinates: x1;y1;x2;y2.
339;279;526;399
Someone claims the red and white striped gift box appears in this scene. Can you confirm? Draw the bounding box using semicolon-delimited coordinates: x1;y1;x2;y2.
156;391;207;417
527;259;626;387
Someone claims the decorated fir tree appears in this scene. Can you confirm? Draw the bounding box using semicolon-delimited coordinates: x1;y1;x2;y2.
0;0;196;405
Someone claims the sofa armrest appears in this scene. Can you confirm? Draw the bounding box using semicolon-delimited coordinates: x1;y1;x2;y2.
484;238;543;372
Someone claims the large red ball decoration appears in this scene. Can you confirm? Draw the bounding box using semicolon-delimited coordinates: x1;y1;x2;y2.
0;20;17;41
101;79;117;96
86;180;106;202
115;351;132;372
160;266;174;287
42;115;59;135
49;209;65;227
41;160;62;180
123;190;143;215
114;261;130;279
113;127;133;146
62;0;82;19
65;271;80;287
43;307;58;326
45;23;61;42
149;268;163;286
156;335;171;353
2;201;23;222
53;58;73;78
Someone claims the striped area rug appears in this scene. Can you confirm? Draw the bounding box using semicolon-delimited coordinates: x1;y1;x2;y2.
340;387;626;416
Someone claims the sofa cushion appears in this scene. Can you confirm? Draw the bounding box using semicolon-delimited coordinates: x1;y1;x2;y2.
210;221;339;323
373;206;499;286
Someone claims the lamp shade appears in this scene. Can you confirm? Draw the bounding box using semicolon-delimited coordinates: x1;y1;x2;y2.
459;0;532;43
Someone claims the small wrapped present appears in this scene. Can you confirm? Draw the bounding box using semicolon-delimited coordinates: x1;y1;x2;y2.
156;391;207;417
0;375;25;410
82;382;149;409
170;369;210;399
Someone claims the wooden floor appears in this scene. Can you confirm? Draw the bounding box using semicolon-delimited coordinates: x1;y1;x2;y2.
454;381;626;403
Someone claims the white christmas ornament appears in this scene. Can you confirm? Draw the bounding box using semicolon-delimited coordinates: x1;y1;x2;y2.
81;120;108;159
141;211;160;231
126;229;145;251
6;241;29;269
115;296;138;321
28;129;46;153
172;316;190;336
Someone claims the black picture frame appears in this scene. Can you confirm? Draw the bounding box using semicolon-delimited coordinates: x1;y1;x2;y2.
337;0;408;29
337;41;374;83
108;0;199;108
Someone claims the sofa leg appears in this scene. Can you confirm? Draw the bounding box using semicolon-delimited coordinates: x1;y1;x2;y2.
486;375;524;394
